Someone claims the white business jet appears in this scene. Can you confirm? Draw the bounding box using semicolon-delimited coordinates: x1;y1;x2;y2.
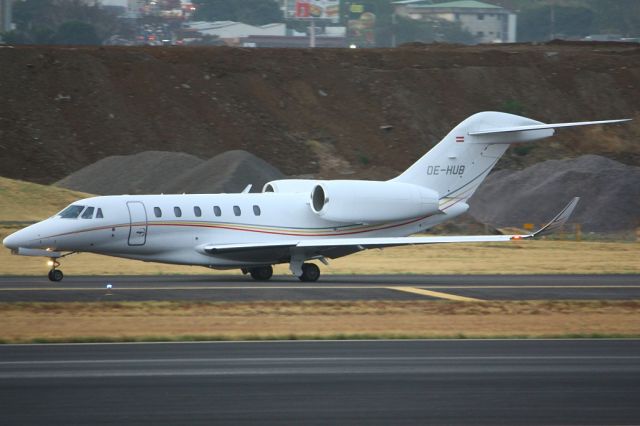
3;112;629;282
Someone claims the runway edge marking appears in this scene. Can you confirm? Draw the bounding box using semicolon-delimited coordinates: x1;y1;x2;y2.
389;286;482;302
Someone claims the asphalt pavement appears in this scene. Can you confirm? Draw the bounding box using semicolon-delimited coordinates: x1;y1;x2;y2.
0;274;638;301
1;339;639;425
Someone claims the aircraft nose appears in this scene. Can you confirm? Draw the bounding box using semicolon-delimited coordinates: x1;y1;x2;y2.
3;226;41;250
2;231;21;250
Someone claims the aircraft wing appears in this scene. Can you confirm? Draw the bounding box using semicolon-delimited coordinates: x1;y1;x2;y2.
200;234;514;256
200;198;579;257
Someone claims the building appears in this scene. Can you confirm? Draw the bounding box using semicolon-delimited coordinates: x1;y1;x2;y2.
240;35;346;48
183;21;286;44
127;0;146;18
0;0;12;34
277;0;340;22
392;0;517;43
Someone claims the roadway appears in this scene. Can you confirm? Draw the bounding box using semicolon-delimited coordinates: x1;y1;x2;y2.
1;339;639;425
0;274;638;301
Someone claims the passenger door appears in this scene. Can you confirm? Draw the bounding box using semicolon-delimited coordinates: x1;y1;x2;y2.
127;201;148;246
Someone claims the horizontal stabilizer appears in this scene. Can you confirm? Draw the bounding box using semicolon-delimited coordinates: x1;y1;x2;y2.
469;119;630;136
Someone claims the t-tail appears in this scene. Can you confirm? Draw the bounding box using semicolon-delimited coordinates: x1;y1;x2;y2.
391;111;630;212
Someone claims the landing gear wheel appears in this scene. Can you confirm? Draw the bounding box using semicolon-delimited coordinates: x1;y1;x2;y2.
298;263;320;282
48;269;63;282
250;266;273;281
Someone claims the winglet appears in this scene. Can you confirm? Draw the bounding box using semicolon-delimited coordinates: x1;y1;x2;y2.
515;197;580;239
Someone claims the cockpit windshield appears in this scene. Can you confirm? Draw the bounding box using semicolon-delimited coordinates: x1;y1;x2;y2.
81;207;95;219
58;205;85;219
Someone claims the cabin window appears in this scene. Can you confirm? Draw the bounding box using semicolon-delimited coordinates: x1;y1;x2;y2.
477;13;484;20
214;206;221;217
233;206;241;216
154;207;162;218
194;206;202;217
81;207;95;219
58;205;85;219
174;207;182;217
96;208;104;219
253;205;261;216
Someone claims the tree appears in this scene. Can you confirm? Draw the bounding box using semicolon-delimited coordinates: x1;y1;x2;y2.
517;5;595;41
7;0;118;44
192;0;283;25
395;17;475;45
494;0;640;41
588;0;640;37
54;21;100;45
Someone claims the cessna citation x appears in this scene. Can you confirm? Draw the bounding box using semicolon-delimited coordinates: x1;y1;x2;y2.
3;112;629;282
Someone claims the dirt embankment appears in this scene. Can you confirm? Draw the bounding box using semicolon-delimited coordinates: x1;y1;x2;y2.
0;42;639;184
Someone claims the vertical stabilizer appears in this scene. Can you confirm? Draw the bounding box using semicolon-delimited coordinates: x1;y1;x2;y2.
391;112;547;209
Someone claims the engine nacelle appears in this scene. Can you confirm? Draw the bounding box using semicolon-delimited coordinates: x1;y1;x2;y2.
310;180;440;223
263;179;320;193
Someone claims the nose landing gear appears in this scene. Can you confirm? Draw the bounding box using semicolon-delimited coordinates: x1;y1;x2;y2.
47;258;64;282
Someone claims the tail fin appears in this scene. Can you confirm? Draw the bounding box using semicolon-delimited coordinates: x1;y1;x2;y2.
391;111;629;210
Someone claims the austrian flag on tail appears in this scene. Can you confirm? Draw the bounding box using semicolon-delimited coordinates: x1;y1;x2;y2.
455;135;465;143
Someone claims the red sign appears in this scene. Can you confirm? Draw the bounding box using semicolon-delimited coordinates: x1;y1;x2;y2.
295;1;310;18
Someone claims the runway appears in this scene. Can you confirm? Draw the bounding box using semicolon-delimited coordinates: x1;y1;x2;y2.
0;274;638;301
1;339;639;425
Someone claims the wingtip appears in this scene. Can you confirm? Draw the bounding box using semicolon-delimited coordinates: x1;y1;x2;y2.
531;197;580;238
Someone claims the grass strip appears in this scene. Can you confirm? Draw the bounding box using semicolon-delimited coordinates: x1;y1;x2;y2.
1;300;639;344
2;333;640;345
2;299;640;314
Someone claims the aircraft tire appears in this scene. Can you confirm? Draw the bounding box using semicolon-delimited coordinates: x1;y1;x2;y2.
48;269;64;282
250;266;273;281
298;263;320;282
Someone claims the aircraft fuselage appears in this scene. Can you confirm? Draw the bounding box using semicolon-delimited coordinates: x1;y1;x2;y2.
6;193;457;269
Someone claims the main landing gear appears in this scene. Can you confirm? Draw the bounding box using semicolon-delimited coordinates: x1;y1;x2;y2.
298;263;320;282
245;262;321;282
48;258;63;282
249;265;273;281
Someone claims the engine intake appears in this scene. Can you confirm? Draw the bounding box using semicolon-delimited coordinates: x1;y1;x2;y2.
262;179;319;193
310;180;439;223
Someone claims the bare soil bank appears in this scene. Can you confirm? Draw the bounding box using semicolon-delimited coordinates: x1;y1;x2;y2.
1;41;639;184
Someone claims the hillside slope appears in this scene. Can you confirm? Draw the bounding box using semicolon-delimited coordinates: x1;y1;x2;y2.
1;42;639;184
0;177;91;222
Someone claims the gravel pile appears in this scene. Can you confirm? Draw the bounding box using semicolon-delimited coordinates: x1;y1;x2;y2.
55;151;204;195
55;150;284;195
161;150;284;194
469;155;640;232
